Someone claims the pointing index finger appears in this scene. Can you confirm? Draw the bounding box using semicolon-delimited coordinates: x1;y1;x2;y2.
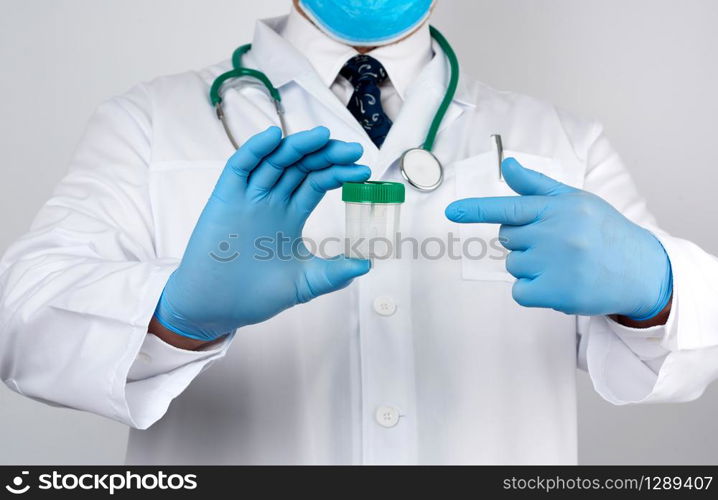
445;195;549;225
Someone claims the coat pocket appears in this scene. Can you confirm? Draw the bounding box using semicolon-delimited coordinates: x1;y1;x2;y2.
453;151;563;281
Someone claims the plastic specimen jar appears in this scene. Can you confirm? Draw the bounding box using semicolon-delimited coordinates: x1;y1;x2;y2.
342;181;406;260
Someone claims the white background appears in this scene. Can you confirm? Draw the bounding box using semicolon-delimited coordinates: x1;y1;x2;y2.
1;0;717;464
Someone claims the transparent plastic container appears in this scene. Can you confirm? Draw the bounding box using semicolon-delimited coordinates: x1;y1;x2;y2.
342;182;406;260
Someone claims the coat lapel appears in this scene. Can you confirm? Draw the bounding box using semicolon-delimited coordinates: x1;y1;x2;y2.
247;18;477;179
249;17;369;140
369;40;477;180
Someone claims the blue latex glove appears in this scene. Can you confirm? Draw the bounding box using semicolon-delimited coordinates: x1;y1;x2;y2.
445;158;672;319
155;126;372;341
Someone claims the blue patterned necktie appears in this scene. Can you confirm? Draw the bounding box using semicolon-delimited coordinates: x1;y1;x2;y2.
340;54;393;148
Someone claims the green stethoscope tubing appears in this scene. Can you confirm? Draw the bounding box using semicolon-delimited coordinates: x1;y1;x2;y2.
422;26;459;152
210;44;282;106
209;25;459;158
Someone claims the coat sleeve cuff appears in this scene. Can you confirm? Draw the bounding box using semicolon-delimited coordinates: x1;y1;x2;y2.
604;311;673;362
127;333;232;381
586;232;718;405
123;334;232;429
109;261;233;430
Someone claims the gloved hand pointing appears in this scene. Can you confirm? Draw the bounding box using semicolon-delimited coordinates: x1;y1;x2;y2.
155;126;372;341
445;158;672;319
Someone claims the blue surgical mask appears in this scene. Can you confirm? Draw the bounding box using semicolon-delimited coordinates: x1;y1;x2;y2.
298;0;434;47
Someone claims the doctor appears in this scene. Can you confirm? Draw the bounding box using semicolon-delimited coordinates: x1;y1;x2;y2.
2;0;718;465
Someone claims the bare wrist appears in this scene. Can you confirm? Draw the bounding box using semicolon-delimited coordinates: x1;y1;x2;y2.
613;294;673;328
148;316;216;351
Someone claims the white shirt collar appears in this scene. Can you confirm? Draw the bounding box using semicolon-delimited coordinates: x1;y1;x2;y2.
279;5;434;100
247;11;475;108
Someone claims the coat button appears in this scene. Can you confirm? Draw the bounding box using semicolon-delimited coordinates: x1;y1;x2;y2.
137;352;152;363
375;406;400;428
373;296;397;316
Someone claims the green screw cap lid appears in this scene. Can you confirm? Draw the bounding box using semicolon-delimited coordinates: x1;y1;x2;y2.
342;181;405;204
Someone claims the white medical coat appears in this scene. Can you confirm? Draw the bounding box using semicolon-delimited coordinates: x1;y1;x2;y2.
2;15;718;465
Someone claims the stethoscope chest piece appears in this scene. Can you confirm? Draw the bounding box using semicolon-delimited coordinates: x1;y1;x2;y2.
400;148;443;192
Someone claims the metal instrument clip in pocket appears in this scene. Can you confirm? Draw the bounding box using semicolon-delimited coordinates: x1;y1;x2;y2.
491;134;504;182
